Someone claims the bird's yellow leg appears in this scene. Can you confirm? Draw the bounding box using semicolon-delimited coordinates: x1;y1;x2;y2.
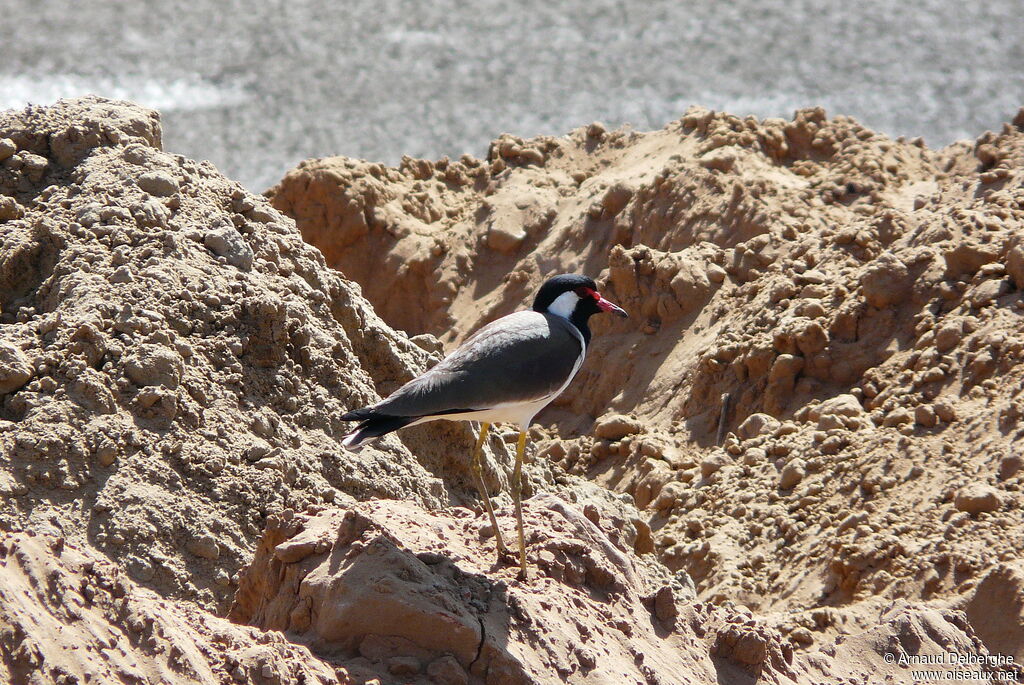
471;422;506;554
513;430;528;578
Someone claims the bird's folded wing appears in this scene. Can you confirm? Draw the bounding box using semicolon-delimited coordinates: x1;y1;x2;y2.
372;311;583;418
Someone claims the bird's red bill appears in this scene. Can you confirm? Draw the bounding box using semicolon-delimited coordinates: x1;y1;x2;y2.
596;295;628;317
576;287;628;318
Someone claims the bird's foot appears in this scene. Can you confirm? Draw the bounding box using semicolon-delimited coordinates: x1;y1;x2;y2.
496;545;517;563
495;547;529;579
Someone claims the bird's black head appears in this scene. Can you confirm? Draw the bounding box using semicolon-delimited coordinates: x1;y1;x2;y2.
533;274;628;344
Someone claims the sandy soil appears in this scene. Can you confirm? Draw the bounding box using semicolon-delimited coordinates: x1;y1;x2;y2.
272;104;1024;661
1;97;1023;684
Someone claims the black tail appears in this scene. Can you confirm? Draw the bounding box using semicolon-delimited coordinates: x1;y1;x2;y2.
341;410;414;450
340;407;378;422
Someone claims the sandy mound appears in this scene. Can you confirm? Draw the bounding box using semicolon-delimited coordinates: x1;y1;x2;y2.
229;497;995;685
0;97;549;616
0;530;339;684
1;96;1018;684
271;106;1024;653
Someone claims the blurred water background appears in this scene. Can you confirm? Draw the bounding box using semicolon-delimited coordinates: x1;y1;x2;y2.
2;0;1022;190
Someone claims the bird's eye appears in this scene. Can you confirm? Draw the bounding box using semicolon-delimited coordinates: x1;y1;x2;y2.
574;287;596;299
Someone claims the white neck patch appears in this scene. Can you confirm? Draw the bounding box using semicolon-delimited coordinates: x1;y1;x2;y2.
547;290;581;320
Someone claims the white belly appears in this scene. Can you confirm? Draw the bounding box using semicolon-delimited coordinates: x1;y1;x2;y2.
409;396;556;431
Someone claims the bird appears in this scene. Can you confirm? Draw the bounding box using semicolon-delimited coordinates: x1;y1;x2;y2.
340;274;628;577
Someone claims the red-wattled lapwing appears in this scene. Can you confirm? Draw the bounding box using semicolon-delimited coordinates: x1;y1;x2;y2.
341;274;628;577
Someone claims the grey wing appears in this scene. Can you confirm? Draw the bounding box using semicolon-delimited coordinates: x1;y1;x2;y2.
372;312;583;418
